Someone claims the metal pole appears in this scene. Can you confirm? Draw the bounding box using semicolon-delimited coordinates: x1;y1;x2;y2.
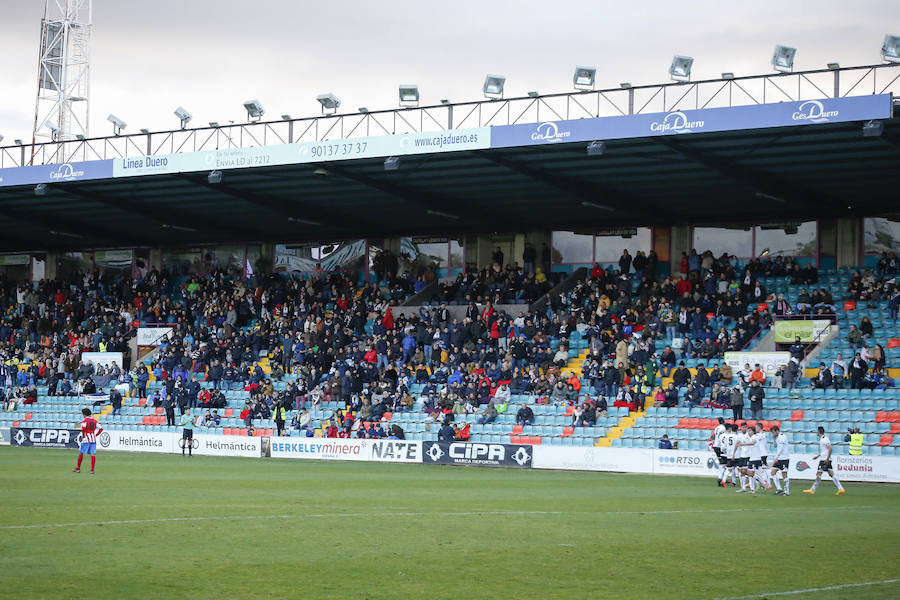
833;71;840;98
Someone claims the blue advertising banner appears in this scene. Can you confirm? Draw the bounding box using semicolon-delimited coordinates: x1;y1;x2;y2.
0;159;113;188
489;94;893;149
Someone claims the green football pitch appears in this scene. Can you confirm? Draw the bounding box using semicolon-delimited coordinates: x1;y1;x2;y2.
1;447;898;600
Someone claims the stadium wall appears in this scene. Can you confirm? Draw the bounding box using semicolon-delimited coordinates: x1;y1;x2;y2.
6;427;900;482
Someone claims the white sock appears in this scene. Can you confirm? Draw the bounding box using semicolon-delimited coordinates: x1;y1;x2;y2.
749;476;757;491
718;467;726;481
811;476;821;491
784;477;790;493
760;469;770;485
772;472;782;491
740;475;747;489
833;474;844;491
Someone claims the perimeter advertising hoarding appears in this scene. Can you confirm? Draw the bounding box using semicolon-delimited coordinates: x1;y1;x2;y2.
0;427;9;445
97;430;179;453
11;427;82;449
421;441;533;468
489;94;892;148
269;437;372;461
191;434;262;458
532;446;654;473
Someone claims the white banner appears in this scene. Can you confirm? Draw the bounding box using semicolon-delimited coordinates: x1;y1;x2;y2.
724;351;790;376
0;427;9;446
270;437;371;461
368;439;423;463
97;430;178;453
137;327;174;346
652;449;719;476
81;352;124;371
788;453;900;483
191;434;261;458
533;446;655;473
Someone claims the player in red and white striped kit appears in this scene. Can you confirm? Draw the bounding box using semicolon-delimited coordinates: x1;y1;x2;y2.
73;408;103;474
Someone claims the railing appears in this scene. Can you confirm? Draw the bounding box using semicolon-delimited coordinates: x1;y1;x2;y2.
1;63;898;168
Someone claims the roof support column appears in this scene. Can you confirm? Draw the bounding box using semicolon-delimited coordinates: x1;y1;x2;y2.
669;224;691;279
836;217;863;269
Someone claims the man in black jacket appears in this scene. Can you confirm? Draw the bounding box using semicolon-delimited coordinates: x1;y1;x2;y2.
748;380;765;420
516;403;534;426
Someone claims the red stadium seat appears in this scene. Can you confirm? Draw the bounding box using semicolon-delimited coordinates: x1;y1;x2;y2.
381;412;393;421
155;407;163;415
756;303;769;313
561;426;574;437
565;406;574;416
888;338;900;349
138;398;147;406
790;410;804;421
224;408;233;417
878;434;893;446
843;301;856;311
512;425;524;435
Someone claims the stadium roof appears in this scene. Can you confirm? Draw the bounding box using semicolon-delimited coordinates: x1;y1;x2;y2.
0;115;898;253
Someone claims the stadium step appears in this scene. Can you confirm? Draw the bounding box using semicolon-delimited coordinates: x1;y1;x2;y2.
564;348;591;377
595;407;646;447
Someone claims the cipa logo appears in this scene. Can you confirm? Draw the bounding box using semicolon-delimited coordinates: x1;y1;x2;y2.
512;446;531;466
792;100;838;123
48;163;86;181
649;111;705;134
530;122;571;143
30;429;71;444
98;431;111;448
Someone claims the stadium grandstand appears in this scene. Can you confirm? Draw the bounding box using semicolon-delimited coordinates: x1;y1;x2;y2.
1;58;900;461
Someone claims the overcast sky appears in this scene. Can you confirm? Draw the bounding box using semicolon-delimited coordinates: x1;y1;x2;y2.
0;0;897;142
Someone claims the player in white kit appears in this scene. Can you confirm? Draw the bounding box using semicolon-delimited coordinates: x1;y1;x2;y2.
710;417;727;485
769;425;791;496
733;423;757;493
754;424;771;489
720;423;738;487
804;426;846;495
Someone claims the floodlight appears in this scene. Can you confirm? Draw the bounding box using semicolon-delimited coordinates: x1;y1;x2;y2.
581;201;613;211
76;134;85;141
772;45;796;72
35;184;47;196
721;72;735;80
175;106;192;128
208;170;223;184
358;107;369;113
384;156;400;171
573;65;596;90
140;128;150;134
883;34;900;63
483;74;505;98
426;209;460;220
14;139;23;145
862;120;884;137
281;114;291;120
669;55;694;81
209;122;219;128
317;93;341;114
107;114;127;135
0;135;3;144
399;84;419;106
45;122;59;134
827;62;840;70
527;91;539;98
440;99;450;105
619;82;632;89
243;99;264;121
586;141;606;156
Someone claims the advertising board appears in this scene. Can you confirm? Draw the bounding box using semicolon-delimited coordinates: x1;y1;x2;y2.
421;441;533;468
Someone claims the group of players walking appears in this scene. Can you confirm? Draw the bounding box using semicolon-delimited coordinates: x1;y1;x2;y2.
710;418;846;496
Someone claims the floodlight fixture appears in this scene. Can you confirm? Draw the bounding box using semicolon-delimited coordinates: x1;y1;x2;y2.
209;122;220;128
358;107;369;113
281;114;291;120
243;99;264;121
527;91;539;98
140;128;150;134
384;156;400;171
573;65;596;90
0;135;3;144
669;55;694;81
581;201;614;212
721;72;735;80
483;74;506;99
426;209;460;220
208;170;223;184
862;120;884;137
586;141;606;156
14;139;23;145
772;45;797;72
174;106;192;128
399;84;419;106
35;184;47;196
619;82;632;89
76;134;85;141
440;99;450;105
827;62;840;70
107;114;127;135
883;34;900;63
317;93;341;114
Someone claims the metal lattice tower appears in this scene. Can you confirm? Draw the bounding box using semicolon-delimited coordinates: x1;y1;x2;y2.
31;0;92;153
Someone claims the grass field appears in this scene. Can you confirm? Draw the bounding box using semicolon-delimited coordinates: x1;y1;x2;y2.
1;447;898;599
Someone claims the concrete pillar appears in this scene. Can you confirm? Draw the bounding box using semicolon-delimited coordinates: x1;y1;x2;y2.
43;253;57;281
669;225;691;278
149;248;162;271
836;217;862;268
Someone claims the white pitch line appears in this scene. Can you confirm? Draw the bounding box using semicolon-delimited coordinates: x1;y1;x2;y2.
714;578;900;599
0;504;874;530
